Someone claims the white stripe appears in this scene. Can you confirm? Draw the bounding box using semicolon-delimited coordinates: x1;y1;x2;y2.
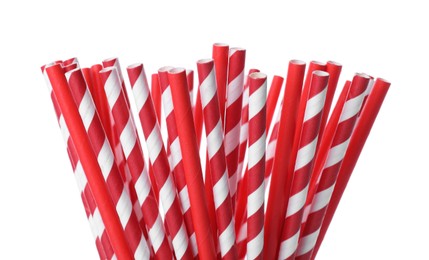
120;118;137;158
339;91;366;122
116;189;133;228
87;215;98;240
104;70;122;108
248;184;264;216
79;90;95;130
134;237;150;260
324;139;350;168
132;72;150;111
59;116;70;141
111;255;117;260
304;87;327;121
200;69;216;108
146;127;163;163
286;184;309;217
162;86;174;116
213;172;229;208
278;230;300;260
159;175;175;212
92;208;105;239
242;86;249;107
98;139;114;180
296;228;320;256
266;139;277;160
169;137;182;169
179;186;190;212
249;83;267;119
247;229;264;259
135;171;151;204
172;223;189;259
226;71;244;105
149;215;165;252
302;204;311;223
229;171;238;197
207;120;223;158
224;123;241;155
239;122;248;143
294;137;318;171
74;162;87;192
248;133;266;169
189;233;198;257
219;220;235;257
310;185;335;213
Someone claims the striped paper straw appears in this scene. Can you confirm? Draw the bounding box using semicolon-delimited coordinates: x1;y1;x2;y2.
102;57;131;109
99;67;173;259
225;47;246;205
66;68;150;259
63;57;79;67
264;60;306;260
296;74;369;260
42;64;114;259
127;64;192;260
45;63;133;260
168;67;216;260
277;71;329;260
312;78;390;258
198;59;237;259
151;73;162;125
247;72;267;260
187;69;194;108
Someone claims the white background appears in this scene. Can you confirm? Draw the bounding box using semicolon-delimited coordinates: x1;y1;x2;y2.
0;0;427;259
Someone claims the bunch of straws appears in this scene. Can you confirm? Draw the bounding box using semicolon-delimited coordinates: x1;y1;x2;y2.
41;43;390;260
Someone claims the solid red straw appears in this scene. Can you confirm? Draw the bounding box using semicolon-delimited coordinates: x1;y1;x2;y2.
311;78;390;258
212;43;229;123
264;60;306;260
168;68;216;260
46;64;133;260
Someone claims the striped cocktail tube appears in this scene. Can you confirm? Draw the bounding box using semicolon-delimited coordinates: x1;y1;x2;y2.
66;68;150;259
224;47;246;204
247;72;267;260
198;59;237;259
99;67;173;259
42;64;114;259
158;67;198;257
212;43;229;123
296;74;369;260
277;71;329;260
102;57;131;109
127;64;192;260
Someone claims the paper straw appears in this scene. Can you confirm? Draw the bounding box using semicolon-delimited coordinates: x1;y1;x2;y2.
168;67;216;260
247;72;267;260
266;75;284;132
187;70;194;108
194;82;204;150
198;59;237;259
318;61;342;139
225;47;246;205
63;62;79;72
296;74;369;260
62;57;79;67
264;60;306;260
99;67;173;259
277;71;329;260
304;81;351;220
42;65;114;259
66;68;150;259
102;57;131;109
151;73;162;125
264;98;282;185
312;78;390;258
45;63;133;260
127;64;192;260
212;43;229;123
158;67;198;257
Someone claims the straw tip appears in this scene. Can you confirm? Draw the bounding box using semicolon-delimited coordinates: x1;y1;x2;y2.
158;66;174;73
327;60;342;67
249;72;267;79
290;59;306;65
312;70;330;77
169;67;186;74
103;57;118;63
127;63;143;69
197;58;214;64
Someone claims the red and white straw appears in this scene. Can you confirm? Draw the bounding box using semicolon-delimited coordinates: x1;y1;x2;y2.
277;71;329;260
198;59;237;259
246;72;267;260
225;47;246;204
